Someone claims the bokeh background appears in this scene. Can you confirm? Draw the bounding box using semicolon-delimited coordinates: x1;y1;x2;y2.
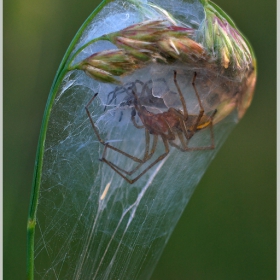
4;0;276;279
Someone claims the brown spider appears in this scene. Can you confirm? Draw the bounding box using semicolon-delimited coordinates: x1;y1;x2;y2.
85;71;217;184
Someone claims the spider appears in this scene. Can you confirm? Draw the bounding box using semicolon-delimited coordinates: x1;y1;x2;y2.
85;71;217;184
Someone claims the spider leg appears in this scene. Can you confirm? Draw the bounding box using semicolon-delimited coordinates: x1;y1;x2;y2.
139;80;152;99
169;131;189;151
166;107;192;140
173;70;188;120
86;93;145;163
134;79;145;88
105;85;124;110
101;141;149;164
85;93;105;144
188;72;205;137
131;108;145;129
102;136;169;184
106;134;158;176
101;128;156;175
106;81;139;111
169;110;216;151
175;72;206;140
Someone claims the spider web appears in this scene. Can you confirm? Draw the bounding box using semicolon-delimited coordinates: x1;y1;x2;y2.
34;67;238;279
33;1;241;279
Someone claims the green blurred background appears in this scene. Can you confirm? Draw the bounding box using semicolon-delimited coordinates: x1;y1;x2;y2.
4;0;276;279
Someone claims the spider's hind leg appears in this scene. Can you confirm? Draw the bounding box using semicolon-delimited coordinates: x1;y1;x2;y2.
103;135;169;184
101;130;158;180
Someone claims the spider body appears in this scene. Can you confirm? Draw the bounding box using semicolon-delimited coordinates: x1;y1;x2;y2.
85;71;217;184
135;103;212;140
136;106;178;140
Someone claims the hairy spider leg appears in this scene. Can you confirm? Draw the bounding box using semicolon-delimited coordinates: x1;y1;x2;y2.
104;85;123;111
102;136;170;184
186;72;206;138
168;109;217;152
173;70;216;139
106;80;145;107
105;80;146;122
171;71;217;150
173;71;206;136
103;132;158;177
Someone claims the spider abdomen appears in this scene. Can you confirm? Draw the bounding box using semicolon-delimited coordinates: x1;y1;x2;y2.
138;107;180;138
